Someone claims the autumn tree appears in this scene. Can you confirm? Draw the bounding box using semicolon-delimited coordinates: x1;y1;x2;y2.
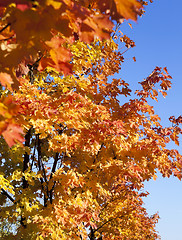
0;0;182;239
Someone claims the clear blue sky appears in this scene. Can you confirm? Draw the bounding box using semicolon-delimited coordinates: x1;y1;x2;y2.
117;1;182;239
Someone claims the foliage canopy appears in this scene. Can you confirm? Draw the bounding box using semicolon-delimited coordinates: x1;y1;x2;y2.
0;1;181;239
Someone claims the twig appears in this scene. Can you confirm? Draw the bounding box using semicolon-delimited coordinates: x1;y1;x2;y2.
0;23;11;34
1;188;15;203
94;215;123;233
49;152;59;204
93;143;104;164
37;134;48;207
31;138;37;170
0;35;14;42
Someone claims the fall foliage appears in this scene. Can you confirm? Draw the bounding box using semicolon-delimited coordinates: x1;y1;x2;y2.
0;0;182;239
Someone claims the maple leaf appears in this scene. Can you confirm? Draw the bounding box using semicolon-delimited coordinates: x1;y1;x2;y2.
97;0;142;21
0;72;13;90
0;1;180;240
79;14;114;43
38;36;72;74
2;123;24;147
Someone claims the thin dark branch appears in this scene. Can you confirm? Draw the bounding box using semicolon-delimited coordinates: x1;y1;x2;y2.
28;53;43;84
99;190;125;217
93;215;123;233
20;128;32;228
23;128;31;189
41;159;48;183
37;135;47;183
37;134;49;207
1;188;15;203
50;152;59;180
37;135;41;172
30;138;37;170
48;125;65;203
111;22;121;38
99;202;110;216
89;226;95;240
93;143;104;164
0;23;11;34
112;150;117;160
49;152;59;204
120;48;130;55
0;35;14;42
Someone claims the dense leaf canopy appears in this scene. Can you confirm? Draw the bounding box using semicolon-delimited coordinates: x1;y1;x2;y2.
0;1;181;239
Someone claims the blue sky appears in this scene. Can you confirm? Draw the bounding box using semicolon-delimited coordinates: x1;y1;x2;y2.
118;0;182;239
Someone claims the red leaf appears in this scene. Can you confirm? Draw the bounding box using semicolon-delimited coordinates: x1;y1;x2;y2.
0;0;31;8
16;4;31;11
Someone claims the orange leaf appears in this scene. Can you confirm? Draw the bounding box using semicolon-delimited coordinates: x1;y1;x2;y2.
98;0;142;21
38;36;72;74
153;174;157;181
114;0;142;20
0;72;13;90
38;57;72;75
2;123;24;147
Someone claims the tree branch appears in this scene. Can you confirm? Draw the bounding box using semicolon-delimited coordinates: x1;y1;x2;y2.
30;137;37;170
0;35;14;42
93;143;104;164
1;188;15;203
93;215;123;233
23;128;31;189
49;152;59;204
0;23;11;34
37;134;48;207
50;152;59;180
89;226;95;240
20;128;32;228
